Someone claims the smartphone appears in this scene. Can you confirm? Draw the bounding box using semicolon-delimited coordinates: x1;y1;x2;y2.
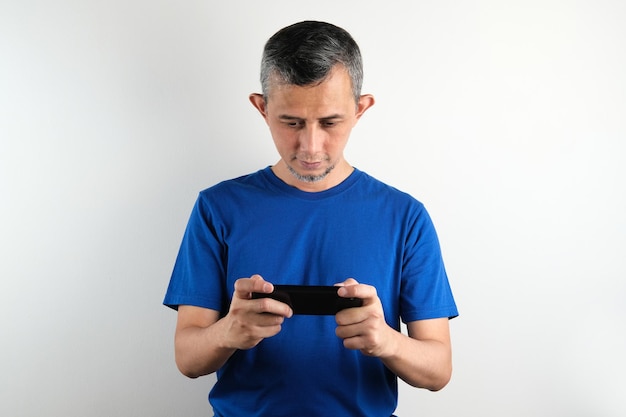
251;285;363;315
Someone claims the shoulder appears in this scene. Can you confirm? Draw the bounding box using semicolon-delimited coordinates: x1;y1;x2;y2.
182;169;274;225
355;169;425;210
198;168;272;202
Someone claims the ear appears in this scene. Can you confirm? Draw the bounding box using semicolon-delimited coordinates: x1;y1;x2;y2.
249;93;268;120
355;94;375;120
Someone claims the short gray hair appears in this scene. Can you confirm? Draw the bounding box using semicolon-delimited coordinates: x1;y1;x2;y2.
260;21;364;103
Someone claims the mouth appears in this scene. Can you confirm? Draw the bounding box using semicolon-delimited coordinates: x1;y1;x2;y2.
298;160;322;170
292;154;328;170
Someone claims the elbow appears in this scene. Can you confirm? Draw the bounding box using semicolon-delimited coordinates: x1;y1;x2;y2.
425;342;453;391
176;359;216;379
406;359;452;391
426;375;450;392
402;367;452;391
175;357;201;379
175;351;214;379
177;365;201;379
425;364;452;392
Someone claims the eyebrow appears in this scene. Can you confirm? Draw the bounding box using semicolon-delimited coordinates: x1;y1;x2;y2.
278;114;344;122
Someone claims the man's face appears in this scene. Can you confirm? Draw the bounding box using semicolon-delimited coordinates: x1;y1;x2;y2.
250;66;373;192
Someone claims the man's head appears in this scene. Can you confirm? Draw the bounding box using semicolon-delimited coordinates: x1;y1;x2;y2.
260;21;364;104
251;21;374;192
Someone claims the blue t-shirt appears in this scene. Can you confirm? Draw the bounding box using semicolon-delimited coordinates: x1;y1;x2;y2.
164;167;458;417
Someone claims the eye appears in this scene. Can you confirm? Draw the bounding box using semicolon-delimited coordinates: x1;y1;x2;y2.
284;120;303;128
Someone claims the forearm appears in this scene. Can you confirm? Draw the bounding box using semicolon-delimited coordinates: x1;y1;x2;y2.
173;280;292;378
380;327;452;391
175;315;236;378
335;283;453;390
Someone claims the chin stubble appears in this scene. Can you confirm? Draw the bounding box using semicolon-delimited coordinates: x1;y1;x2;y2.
286;163;335;183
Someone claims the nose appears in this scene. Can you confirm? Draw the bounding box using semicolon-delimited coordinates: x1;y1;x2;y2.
298;124;325;155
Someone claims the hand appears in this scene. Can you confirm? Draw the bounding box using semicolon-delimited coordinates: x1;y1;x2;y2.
222;275;293;350
334;278;397;358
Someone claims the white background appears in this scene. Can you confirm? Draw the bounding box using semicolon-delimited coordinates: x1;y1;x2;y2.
1;1;625;416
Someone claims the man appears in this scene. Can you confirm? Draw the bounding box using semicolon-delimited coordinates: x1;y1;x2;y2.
164;21;458;416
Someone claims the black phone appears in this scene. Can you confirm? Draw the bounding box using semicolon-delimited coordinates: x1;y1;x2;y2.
251;285;363;315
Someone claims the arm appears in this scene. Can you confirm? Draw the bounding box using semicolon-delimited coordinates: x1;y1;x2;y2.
174;275;293;378
335;279;452;391
381;318;452;390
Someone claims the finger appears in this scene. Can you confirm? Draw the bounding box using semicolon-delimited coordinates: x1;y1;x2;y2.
234;275;273;299
335;321;360;339
336;282;375;300
341;335;372;354
253;297;293;318
249;275;275;294
251;310;288;327
334;277;359;287
335;305;367;326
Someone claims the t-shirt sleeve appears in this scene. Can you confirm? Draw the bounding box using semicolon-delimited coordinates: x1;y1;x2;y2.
163;194;227;312
399;204;458;322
